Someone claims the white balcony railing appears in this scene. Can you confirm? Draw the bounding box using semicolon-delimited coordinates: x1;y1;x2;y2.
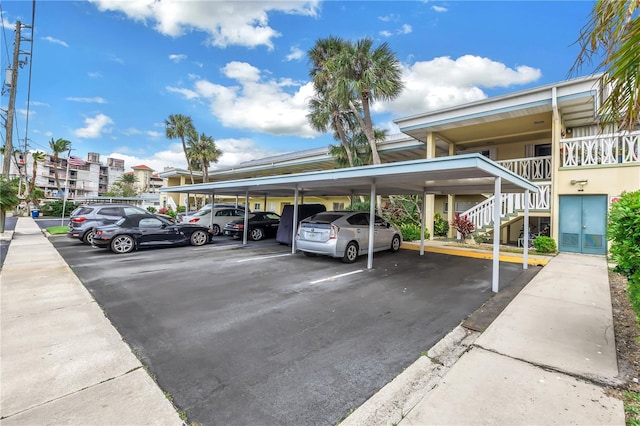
462;183;551;231
497;156;551;181
561;131;640;167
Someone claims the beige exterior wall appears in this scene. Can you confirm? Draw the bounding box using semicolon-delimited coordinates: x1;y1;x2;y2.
557;165;640;197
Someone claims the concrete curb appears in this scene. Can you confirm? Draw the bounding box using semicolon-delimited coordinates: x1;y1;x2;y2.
341;325;478;426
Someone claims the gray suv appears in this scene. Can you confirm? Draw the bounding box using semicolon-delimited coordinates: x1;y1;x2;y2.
67;203;151;244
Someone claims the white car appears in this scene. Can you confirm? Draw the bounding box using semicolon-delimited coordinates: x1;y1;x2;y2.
183;207;246;236
296;211;402;263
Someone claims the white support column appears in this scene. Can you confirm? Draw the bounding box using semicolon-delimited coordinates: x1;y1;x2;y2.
291;186;299;255
492;177;502;293
420;190;426;255
243;190;249;245
523;189;529;270
367;180;376;270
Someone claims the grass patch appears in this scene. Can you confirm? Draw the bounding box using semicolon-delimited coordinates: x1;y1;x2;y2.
624;390;640;426
46;225;68;235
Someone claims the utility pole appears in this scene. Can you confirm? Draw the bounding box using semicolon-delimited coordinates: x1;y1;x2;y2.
2;21;23;177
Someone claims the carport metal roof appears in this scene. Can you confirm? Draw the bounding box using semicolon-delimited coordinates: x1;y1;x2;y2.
160;154;539;293
159;153;538;197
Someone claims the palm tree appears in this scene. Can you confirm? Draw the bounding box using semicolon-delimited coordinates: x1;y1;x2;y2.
186;133;222;183
165;114;197;184
118;173;137;185
308;37;359;168
0;177;20;232
27;151;46;199
48;138;71;197
331;38;404;164
571;0;639;130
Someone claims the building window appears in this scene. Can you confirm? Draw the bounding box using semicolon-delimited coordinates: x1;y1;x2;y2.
254;203;261;211
333;202;344;210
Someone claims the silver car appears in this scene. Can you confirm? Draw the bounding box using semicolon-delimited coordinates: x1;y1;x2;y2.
296;211;402;263
183;207;246;236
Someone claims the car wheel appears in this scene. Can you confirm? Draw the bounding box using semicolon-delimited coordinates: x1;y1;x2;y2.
82;229;95;245
302;251;317;257
390;234;401;252
342;241;358;263
211;224;221;236
190;230;208;246
110;235;135;254
250;227;265;241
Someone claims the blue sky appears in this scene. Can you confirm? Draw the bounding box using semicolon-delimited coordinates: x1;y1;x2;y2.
1;0;598;174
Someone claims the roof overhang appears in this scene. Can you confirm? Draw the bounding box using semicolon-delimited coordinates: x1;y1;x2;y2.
395;74;603;149
159;154;538;197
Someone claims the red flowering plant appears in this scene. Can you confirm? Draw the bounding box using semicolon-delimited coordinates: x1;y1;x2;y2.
451;212;475;241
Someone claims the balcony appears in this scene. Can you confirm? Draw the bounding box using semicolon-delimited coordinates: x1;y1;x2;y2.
561;131;640;167
496;156;551;181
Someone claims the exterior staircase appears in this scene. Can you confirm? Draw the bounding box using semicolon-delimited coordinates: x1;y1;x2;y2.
460;182;551;236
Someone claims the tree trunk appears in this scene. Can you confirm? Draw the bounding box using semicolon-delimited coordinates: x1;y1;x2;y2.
348;99;381;165
182;137;195;184
333;115;355;167
52;154;63;196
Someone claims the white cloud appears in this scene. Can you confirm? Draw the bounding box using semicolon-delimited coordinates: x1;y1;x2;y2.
165;86;199;100
379;30;392;38
285;46;305;62
170;61;318;137
66;97;107;104
88;72;102;78
42;36;69;47
378;14;399;22
376;55;542;116
399;24;412;35
432;5;448;13
89;0;319;49
74;113;115;138
169;53;187;63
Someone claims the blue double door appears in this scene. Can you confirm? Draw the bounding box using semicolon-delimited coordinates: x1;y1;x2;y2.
558;195;607;255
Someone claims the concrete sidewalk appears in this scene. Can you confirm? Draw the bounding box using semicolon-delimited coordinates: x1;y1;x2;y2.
0;217;183;425
345;253;625;425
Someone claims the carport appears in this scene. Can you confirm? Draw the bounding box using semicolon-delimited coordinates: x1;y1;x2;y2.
160;153;538;292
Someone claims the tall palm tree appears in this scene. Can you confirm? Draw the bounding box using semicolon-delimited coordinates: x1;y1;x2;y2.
49;138;71;197
27;151;46;197
308;37;359;168
165;114;197;184
186;133;222;183
331;38;404;164
571;0;639;130
118;173;138;185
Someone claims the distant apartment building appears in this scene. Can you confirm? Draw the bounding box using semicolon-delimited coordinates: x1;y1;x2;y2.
9;151;126;200
130;164;163;193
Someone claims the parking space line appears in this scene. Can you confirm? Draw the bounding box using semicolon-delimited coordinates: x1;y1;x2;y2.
310;269;363;284
236;253;291;263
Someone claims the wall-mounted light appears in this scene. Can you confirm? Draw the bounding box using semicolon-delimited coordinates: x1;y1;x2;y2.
570;179;589;192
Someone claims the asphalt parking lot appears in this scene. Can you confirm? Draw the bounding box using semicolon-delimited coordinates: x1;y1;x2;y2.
50;235;524;425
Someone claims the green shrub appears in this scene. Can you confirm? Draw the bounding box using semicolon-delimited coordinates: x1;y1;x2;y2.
399;223;428;241
607;190;640;279
40;200;78;217
607;190;640;321
146;206;157;213
176;205;186;213
472;231;492;244
532;236;557;253
434;213;449;237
